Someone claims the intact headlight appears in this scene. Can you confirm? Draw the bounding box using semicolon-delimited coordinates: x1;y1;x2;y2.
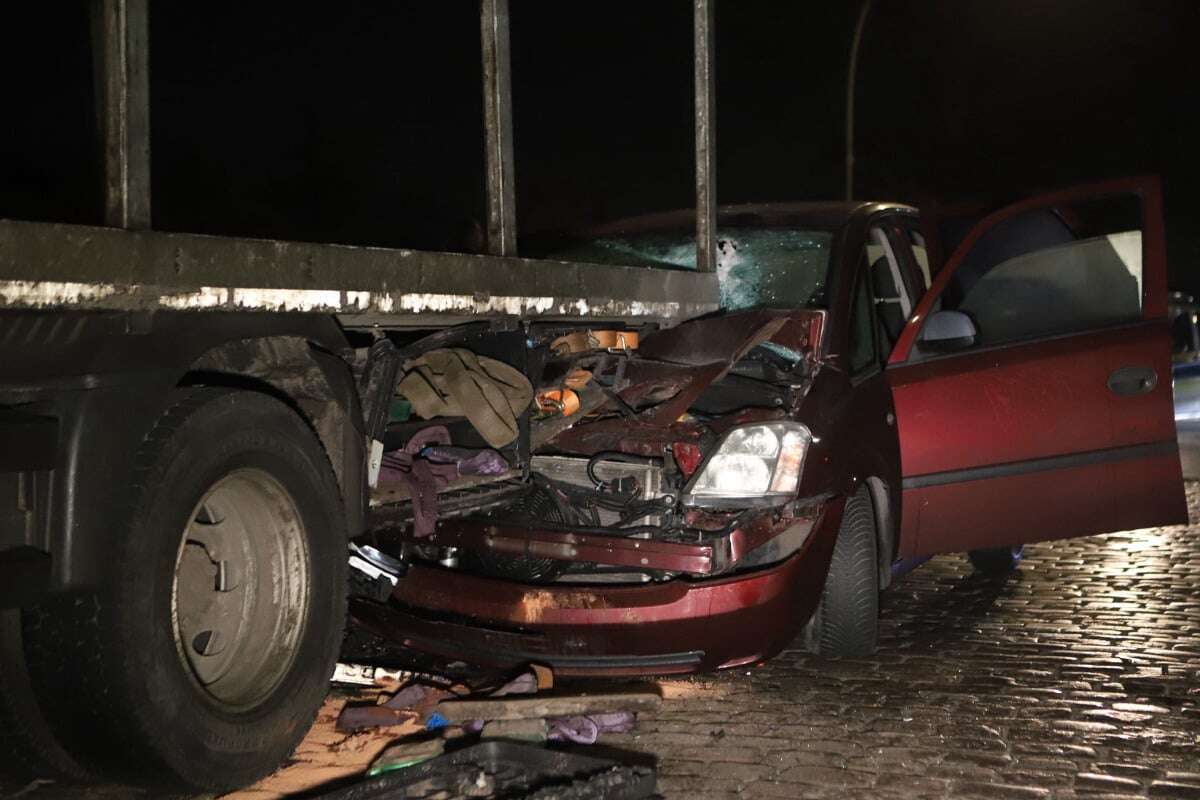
682;422;812;507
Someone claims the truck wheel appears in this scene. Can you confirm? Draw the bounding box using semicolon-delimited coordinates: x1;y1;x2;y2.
968;544;1025;575
808;486;879;657
22;389;347;793
0;610;88;784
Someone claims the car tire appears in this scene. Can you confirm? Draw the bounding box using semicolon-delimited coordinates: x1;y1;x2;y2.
809;486;879;657
968;544;1025;575
20;389;347;793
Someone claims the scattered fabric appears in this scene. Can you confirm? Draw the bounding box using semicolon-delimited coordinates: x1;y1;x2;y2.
422;446;509;476
398;348;533;448
489;671;539;697
548;712;637;744
377;427;510;537
379;426;452;537
336;704;417;732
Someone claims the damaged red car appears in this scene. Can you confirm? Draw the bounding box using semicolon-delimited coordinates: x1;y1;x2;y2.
351;177;1185;676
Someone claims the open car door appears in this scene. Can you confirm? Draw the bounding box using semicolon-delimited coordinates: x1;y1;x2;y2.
886;177;1186;558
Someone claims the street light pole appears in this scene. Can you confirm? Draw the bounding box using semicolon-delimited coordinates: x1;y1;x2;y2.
845;0;872;202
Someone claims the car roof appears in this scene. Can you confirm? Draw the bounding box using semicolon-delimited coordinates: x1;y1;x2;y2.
588;201;918;237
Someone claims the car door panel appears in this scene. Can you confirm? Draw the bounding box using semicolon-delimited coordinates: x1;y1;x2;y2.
891;329;1120;555
1102;321;1185;531
888;177;1185;557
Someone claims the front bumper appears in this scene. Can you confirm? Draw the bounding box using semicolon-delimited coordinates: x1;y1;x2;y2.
351;496;844;676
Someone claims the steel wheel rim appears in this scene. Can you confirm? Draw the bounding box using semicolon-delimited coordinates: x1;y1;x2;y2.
171;468;311;709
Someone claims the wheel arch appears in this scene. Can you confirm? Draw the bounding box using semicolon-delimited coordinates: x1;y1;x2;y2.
181;335;367;538
864;475;898;590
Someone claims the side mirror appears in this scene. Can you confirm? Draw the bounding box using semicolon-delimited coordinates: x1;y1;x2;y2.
920;310;977;352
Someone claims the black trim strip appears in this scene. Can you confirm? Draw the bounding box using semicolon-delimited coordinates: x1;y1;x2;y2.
902;440;1178;490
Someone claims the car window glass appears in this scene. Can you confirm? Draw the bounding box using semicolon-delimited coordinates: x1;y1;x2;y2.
933;195;1143;350
543;227;834;311
848;269;877;374
867;227;911;352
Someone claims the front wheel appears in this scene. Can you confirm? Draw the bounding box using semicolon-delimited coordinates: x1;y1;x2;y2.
968;544;1025;575
807;486;879;657
22;389;347;793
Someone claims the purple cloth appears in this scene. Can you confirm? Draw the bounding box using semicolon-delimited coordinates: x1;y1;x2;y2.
376;428;509;537
379;427;452;537
548;712;637;744
384;683;436;710
423;447;509;476
489;671;538;697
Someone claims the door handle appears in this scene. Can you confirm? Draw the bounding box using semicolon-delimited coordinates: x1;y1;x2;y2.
1107;366;1157;396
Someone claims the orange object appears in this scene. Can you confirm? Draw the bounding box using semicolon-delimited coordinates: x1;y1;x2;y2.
536;388;580;416
550;330;640;356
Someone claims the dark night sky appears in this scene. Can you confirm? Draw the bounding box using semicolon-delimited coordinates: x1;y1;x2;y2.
1;2;1197;287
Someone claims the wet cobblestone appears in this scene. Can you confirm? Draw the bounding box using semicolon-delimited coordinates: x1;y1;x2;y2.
7;488;1199;799
608;483;1200;799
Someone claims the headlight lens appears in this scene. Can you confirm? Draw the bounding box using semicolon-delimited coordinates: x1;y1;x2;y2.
685;422;811;504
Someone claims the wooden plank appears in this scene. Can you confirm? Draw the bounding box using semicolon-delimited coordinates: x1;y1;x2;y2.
435;691;662;723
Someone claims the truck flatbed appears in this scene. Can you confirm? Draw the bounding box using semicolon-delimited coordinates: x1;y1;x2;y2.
0;218;718;327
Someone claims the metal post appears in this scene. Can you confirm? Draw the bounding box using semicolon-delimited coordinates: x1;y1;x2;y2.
694;0;716;273
845;0;871;202
93;0;151;229
481;0;517;256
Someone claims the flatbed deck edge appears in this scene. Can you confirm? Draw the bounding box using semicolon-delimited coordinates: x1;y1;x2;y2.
0;219;719;326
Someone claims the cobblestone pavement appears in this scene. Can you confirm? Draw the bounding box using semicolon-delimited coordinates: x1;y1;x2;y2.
606;483;1200;799
5;487;1198;800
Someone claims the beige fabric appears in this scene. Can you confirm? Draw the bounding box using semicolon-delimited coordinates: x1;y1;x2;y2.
398;348;533;448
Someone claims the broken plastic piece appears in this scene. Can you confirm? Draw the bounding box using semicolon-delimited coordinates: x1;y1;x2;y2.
367;737;445;776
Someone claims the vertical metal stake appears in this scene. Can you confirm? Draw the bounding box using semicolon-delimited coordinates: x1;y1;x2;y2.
694;0;717;273
481;0;517;257
94;0;151;229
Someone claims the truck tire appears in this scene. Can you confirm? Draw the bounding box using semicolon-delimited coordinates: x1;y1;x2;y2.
21;389;347;793
0;610;88;785
809;486;879;657
968;544;1025;575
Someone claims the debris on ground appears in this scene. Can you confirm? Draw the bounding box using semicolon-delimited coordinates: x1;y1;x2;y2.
432;690;662;724
228;662;658;798
366;738;446;777
480;718;550;743
331;662;411;688
222;692;416;799
307;741;655;800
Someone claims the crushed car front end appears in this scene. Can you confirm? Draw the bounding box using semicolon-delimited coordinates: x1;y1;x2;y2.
350;208;870;676
351;308;851;675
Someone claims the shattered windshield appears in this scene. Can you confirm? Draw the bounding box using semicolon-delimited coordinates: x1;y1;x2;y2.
547;227;833;311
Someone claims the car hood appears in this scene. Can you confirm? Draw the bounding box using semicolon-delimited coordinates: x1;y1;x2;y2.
543;308;824;457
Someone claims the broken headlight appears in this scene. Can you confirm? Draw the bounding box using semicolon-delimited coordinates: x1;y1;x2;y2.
682;422;811;507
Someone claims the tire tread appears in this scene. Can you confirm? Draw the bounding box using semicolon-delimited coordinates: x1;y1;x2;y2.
817;486;879;657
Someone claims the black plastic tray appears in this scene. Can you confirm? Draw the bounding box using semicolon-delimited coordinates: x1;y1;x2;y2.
310;740;655;800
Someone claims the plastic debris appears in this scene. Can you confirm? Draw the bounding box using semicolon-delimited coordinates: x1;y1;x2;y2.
366;737;445;777
330;661;411;688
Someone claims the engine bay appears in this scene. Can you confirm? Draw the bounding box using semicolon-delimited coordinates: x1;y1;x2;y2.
353;308;827;587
